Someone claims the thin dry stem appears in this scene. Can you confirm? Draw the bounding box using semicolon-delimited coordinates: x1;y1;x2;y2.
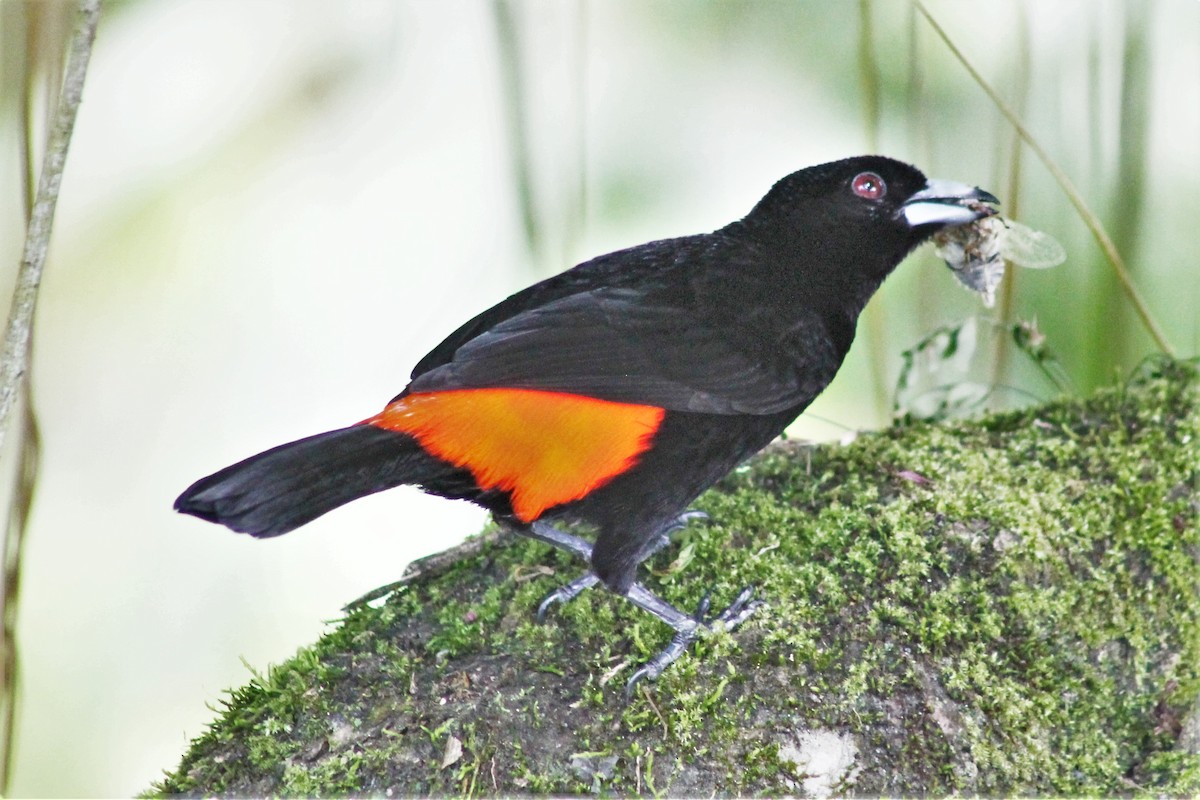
0;0;102;791
0;0;101;445
912;0;1176;357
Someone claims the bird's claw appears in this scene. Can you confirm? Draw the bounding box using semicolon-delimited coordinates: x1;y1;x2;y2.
714;585;761;629
675;508;710;526
535;592;563;623
535;572;599;623
625;627;695;696
648;509;710;548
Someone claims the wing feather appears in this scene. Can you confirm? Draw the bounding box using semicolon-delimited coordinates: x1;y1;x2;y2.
406;234;837;415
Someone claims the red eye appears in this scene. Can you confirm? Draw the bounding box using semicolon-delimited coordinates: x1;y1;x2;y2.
851;171;886;200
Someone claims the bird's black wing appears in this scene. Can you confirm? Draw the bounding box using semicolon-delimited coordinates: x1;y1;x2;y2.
406;235;840;415
410;237;684;379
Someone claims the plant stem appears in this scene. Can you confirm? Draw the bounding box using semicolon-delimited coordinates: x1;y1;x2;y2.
912;0;1176;358
0;0;102;791
0;0;101;447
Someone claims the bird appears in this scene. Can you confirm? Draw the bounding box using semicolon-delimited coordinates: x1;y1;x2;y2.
175;155;998;692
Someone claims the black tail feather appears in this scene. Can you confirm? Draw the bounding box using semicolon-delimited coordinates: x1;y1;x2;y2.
174;424;452;537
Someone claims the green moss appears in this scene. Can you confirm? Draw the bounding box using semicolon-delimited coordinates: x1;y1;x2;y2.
152;358;1199;797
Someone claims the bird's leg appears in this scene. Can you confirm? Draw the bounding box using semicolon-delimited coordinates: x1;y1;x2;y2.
527;511;710;620
523;519;594;561
521;514;760;690
623;583;760;697
517;520;597;621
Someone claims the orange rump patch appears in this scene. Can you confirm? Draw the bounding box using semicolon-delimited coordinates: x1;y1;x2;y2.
366;389;665;522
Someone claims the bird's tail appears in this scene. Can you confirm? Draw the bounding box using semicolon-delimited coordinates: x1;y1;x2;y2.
174;424;457;538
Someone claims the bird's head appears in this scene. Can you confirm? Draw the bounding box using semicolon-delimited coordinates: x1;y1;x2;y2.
739;155;998;283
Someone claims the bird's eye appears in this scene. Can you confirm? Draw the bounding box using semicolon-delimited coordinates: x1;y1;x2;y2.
851;172;886;200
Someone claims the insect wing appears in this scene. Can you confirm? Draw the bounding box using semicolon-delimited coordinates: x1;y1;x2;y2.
998;221;1066;269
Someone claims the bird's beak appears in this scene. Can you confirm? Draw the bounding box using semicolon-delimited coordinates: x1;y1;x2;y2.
901;179;999;229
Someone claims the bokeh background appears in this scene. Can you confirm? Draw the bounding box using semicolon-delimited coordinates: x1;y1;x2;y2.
0;0;1196;795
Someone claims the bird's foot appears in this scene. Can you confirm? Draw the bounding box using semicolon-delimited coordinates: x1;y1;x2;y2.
536;572;599;622
660;509;709;537
624;584;761;697
531;510;709;621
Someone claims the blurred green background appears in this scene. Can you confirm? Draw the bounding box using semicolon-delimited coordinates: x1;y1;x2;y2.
0;0;1195;795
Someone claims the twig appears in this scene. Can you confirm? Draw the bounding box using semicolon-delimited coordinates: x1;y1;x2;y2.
912;0;1176;358
639;683;670;738
1;413;38;791
0;0;101;448
0;0;102;791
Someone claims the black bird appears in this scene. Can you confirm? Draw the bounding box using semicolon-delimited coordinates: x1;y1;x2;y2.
176;155;998;690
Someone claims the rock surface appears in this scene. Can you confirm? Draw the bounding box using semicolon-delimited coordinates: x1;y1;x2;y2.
153;359;1199;797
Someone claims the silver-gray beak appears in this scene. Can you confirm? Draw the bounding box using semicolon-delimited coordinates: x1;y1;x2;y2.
901;179;999;228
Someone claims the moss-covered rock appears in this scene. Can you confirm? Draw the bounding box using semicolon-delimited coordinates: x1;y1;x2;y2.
152;358;1199;797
